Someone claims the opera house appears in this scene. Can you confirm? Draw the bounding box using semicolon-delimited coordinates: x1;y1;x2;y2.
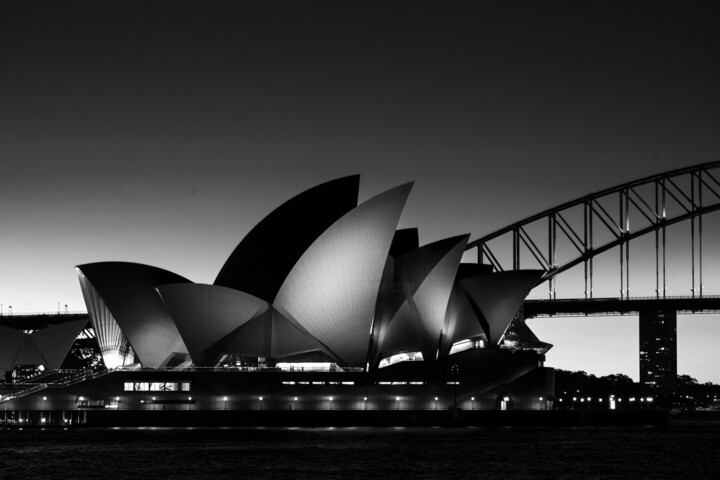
0;176;553;422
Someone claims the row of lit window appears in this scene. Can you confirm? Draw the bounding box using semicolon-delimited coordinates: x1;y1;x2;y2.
123;382;191;392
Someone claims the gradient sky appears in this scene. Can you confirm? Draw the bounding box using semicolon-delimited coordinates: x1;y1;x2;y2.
1;2;718;382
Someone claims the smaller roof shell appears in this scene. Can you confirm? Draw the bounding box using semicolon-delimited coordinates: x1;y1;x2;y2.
460;270;544;345
76;262;192;368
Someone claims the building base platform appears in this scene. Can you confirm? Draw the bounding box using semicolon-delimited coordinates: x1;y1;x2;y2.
2;409;669;428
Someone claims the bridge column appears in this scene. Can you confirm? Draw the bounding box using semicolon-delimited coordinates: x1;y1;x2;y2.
639;310;677;390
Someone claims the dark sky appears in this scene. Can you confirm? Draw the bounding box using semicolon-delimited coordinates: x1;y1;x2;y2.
1;1;718;381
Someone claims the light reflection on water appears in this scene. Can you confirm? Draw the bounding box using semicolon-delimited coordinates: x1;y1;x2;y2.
1;419;719;480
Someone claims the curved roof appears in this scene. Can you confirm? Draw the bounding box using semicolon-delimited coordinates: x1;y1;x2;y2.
0;326;34;374
374;299;424;358
31;318;88;370
75;262;192;368
274;182;413;367
375;235;469;363
214;175;360;301
221;307;333;361
156;284;269;365
0;321;87;372
389;228;419;257
403;235;468;360
460;270;544;345
439;281;487;357
158;284;333;365
370;256;400;363
78;270;132;369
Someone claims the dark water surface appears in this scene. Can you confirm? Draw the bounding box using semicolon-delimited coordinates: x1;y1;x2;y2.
1;418;718;479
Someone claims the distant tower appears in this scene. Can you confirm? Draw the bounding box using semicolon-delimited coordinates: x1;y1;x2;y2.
639;310;677;389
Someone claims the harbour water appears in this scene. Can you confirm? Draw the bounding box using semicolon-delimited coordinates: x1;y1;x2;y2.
1;416;718;479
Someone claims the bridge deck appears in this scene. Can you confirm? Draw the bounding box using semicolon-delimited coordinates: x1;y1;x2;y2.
524;296;720;318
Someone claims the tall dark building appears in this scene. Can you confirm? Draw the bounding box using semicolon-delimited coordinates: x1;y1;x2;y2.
639;310;677;389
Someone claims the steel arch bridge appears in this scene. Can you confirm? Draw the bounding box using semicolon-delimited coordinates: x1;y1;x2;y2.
466;160;720;300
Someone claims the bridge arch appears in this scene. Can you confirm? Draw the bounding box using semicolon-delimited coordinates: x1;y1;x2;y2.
467;160;720;299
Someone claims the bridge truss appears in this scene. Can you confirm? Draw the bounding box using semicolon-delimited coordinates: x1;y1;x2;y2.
467;160;720;300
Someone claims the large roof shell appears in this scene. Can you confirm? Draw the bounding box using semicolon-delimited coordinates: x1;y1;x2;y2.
375;235;469;363
274;182;413;367
76;262;191;368
439;281;487;357
406;235;468;359
214;175;359;302
460;270;544;345
78;270;132;369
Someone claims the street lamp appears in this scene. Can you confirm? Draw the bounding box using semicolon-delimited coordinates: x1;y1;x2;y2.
152;397;156;410
43;397;47;424
363;397;367;410
188;396;192;410
329;396;333;410
294;397;298;410
223;396;228;410
471;396;475;410
116;396;121;410
396;396;400;410
259;396;263;410
434;397;438;410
